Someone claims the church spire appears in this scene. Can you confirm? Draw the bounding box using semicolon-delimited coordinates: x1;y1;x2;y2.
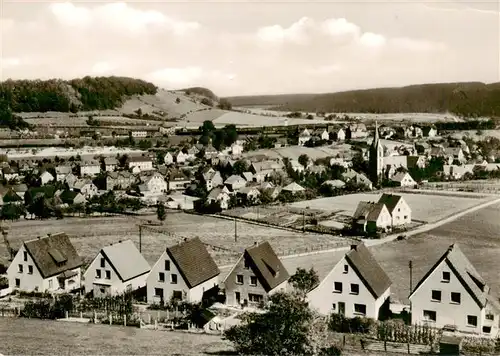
373;121;380;146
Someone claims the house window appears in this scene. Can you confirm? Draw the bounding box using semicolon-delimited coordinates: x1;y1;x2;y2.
332;303;336;310
334;282;342;293
486;313;494;320
171;274;178;284
100;288;105;294
354;304;366;316
483;326;492;334
451;292;461;304
431;290;441;302
467;315;478;327
28;265;33;275
350;284;359;295
158;272;165;282
343;264;348;273
165;260;170;271
423;310;437;322
172;290;183;300
404;215;408;219
15;278;20;287
23;251;28;261
154;288;163;297
48;279;53;289
96;269;101;278
249;293;263;303
244;258;250;269
236;275;244;285
442;271;450;282
100;258;105;268
18;264;23;273
105;270;111;280
250;276;258;286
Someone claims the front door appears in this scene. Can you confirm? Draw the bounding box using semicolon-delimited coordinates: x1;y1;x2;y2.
338;302;345;315
235;292;241;304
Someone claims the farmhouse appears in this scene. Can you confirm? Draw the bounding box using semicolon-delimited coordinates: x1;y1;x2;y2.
390;172;417;187
207;187;231;209
128;156;154;172
409;244;500;336
282;182;305;194
167;169;191;191
223;241;289;307
224;175;247;192
138;171;167;195
163;194;200;210
147;237;220;304
63;172;78;187
201;167;223;191
83;240;150;297
298;128;311;146
104;157;118;172
80;160;100;177
106;171;135;190
71;179;98;199
377;194;411;226
7;233;83;293
237;186;261;203
352;201;392;233
308;243;391;318
55;165;72;181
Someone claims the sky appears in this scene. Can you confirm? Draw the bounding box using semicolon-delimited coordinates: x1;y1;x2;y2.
0;0;499;96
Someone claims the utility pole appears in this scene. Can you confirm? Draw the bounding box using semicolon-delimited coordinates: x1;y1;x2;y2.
139;225;142;253
409;260;413;314
302;211;305;232
234;218;237;242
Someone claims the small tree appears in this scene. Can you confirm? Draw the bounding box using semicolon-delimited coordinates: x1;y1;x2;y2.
289;267;319;296
156;203;166;224
298;154;310;168
175;97;181;104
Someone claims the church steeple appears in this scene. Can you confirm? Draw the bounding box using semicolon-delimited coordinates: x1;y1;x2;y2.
373;121;380;146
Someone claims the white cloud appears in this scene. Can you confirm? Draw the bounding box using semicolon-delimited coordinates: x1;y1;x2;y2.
146;67;204;87
390;38;446;52
359;32;387;47
257;17;313;43
1;57;21;68
49;2;200;35
91;61;116;75
321;18;360;37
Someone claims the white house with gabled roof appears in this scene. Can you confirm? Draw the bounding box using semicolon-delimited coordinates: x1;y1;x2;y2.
83;240;150;297
307;243;392;318
147;237;220;304
409;244;500;336
7;233;83;293
377;193;412;226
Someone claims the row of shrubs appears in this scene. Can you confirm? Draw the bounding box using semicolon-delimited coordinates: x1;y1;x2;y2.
328;314;438;346
20;294;73;319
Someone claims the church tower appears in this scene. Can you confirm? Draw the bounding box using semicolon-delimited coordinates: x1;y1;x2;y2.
368;121;384;185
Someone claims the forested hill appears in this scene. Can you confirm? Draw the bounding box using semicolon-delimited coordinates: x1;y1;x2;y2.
0;76;158;113
225;82;500;117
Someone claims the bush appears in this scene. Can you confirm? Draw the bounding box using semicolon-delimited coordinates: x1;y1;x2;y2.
328;314;375;334
0;276;8;289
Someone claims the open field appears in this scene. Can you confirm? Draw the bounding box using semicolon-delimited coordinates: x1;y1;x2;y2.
289;191;495;223
0;213;348;268
213;111;327;127
24;115;162;127
243;143;353;161
0;318;233;356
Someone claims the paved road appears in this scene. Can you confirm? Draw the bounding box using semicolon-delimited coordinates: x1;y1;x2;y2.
220;196;500;281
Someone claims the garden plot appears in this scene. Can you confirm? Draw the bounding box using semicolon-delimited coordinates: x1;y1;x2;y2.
289;192;493;223
242;144;353;162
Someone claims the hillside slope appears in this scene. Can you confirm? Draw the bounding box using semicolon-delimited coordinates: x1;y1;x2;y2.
225;82;500;117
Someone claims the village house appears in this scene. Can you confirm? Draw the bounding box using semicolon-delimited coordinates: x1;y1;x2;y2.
2;166;19;181
282;182;305;195
55;165;72;181
274;137;288;148
7;233;83;293
423;126;438;138
186;146;199;160
444;147;466;165
298;128;311;146
390;172;417;187
407;156;427;170
442;164;476;179
63;172;78;188
164;152;174;165
80;160;101;177
39;170;55;185
322;180;346;189
204;144;219;159
330;157;351;169
378;194;412;227
138;171;167;195
223;241;289;307
352;201;392;233
313;128;330;141
224;175;247;192
13;183;28;200
147;237;220;304
201;167;223;191
131;130;147;138
71;179;98;199
242;172;254;182
56;190;87;206
290;160;306;173
106;171;135;190
84;240;150;297
163;193;200;210
128;156;154;172
104;157;118;172
167;169;191;191
342;170;373;190
409;244;500;336
230;142;244;156
348;123;368;138
176;151;188;164
237;186;261;203
308;243;392;318
207;187;231;209
0;186;24;206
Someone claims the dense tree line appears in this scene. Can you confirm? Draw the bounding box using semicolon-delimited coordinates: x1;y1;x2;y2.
225;82;500;118
0;76;157;113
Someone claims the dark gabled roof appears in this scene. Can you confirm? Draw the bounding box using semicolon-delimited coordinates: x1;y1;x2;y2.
244;241;290;292
409;244;492;309
24;233;83;279
346;243;392;299
377;194;403;214
353;201;386;222
166;237;220;289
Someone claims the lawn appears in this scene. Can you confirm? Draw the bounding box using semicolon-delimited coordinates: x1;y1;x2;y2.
242;143;353;162
0;318;233;356
0;212;348;268
289;191;493;223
